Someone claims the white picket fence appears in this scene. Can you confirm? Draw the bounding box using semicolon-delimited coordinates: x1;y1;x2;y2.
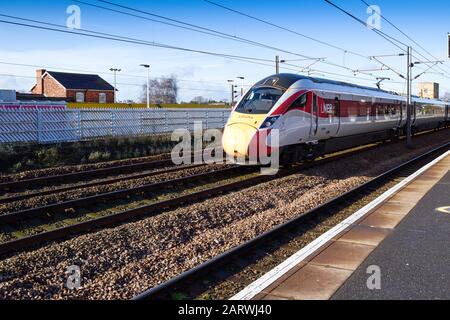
0;108;231;144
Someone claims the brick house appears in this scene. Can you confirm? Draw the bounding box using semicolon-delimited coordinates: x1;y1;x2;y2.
31;69;116;103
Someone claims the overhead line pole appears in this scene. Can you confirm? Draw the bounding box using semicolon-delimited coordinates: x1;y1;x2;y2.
406;46;413;149
276;55;280;74
110;67;121;103
140;64;150;108
227;80;236;107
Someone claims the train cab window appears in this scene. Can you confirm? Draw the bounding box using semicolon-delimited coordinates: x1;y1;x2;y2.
289;93;307;110
235;87;284;114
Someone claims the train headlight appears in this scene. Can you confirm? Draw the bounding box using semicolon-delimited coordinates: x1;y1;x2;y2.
260;116;280;129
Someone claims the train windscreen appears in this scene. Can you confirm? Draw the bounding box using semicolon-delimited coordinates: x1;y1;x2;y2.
235;87;283;114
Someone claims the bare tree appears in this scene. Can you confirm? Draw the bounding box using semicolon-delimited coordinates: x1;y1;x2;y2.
442;91;450;102
141;75;178;104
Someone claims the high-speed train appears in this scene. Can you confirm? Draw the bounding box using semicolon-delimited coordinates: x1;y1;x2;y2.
222;74;449;164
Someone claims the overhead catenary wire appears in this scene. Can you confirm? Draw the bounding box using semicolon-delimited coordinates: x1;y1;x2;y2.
4;2;405;88
325;0;450;82
360;0;450;79
359;0;450;77
0;16;279;65
1;12;363;79
0;14;391;85
202;0;409;84
72;0;286;51
324;0;409;52
0;60;249;86
0;72;232;93
89;0;382;76
0;59;386;90
204;0;369;59
88;0;322;62
0;13;407;94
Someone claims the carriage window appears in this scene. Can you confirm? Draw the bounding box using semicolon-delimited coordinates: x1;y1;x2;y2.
235;87;284;114
289;93;307;110
377;105;385;116
389;106;397;116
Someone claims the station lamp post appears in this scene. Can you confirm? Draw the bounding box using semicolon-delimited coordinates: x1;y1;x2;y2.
227;80;238;107
110;68;121;103
237;76;245;97
140;64;151;109
275;56;286;74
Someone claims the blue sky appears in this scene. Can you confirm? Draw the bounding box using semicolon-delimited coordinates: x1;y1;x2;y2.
0;0;449;102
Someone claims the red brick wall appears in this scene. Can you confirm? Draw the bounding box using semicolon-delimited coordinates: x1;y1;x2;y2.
66;90;115;103
31;72;66;98
32;69;44;94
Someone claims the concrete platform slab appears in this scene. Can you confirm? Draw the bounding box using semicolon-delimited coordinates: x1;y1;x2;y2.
269;264;353;300
233;150;450;301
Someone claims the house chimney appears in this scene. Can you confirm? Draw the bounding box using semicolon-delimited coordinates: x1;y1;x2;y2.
34;69;46;94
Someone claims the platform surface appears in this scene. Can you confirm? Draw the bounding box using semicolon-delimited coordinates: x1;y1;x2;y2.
243;152;450;300
333;170;450;300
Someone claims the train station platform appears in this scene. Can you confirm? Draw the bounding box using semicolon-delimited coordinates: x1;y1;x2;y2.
232;150;450;300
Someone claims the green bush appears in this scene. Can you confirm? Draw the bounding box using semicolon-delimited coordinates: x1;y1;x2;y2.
0;134;181;173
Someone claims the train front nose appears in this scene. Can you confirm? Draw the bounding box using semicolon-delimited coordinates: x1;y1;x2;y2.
222;123;258;158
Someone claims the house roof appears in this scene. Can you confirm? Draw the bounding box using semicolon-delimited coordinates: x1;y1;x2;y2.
46;71;115;91
17;92;68;102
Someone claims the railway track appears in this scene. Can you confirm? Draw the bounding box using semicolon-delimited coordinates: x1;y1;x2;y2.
0;164;253;254
0;150;219;197
0;157;176;193
133;141;450;300
0;163;205;204
0;142;385;256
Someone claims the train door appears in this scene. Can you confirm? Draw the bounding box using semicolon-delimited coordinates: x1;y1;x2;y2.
413;101;417;125
398;101;404;128
334;96;341;135
325;96;341;137
314;93;340;139
446;104;449;125
309;92;319;138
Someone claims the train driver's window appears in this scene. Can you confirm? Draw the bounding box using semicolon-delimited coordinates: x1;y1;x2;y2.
289;93;308;110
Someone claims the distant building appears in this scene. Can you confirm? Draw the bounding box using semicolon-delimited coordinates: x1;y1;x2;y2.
0;89;16;102
16;92;69;102
31;69;116;103
418;82;439;99
0;89;66;108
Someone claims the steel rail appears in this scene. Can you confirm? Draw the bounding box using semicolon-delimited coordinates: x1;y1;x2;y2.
0;143;384;256
0;163;206;204
0;165;250;224
132;142;450;300
0;158;176;191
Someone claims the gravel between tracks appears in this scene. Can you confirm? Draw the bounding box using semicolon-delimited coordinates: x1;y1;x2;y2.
0;130;448;300
0;153;174;183
0;164;230;215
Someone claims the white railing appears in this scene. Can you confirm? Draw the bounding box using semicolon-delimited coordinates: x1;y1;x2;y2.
0;108;231;144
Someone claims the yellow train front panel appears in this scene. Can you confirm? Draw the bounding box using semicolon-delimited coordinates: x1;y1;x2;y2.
222;112;267;158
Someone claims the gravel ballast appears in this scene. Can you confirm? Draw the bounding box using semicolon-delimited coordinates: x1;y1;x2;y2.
0;164;230;215
0;130;448;300
0;153;175;183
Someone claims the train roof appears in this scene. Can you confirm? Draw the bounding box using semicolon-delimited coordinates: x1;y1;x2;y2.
255;73;395;94
255;73;447;105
